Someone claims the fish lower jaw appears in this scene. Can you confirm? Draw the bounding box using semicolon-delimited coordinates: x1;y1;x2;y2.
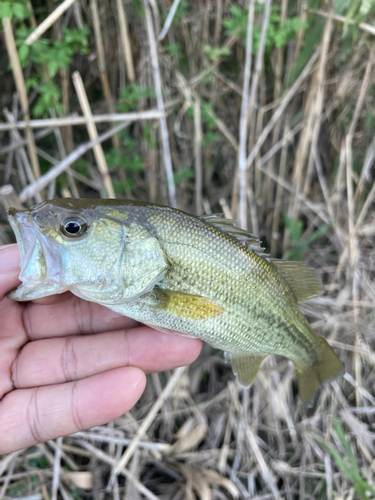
7;280;71;301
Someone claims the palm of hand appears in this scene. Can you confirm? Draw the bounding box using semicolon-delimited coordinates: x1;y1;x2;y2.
0;245;202;454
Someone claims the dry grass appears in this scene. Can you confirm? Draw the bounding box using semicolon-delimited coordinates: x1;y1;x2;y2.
1;0;375;498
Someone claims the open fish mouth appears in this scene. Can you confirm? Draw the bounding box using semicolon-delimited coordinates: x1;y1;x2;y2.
7;208;64;301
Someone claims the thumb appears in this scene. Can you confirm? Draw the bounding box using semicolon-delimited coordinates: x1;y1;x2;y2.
0;244;21;300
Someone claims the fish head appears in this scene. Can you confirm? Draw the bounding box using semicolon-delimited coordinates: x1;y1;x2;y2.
7;199;168;304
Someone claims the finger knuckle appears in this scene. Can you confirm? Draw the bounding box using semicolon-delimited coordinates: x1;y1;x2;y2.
27;387;45;444
61;337;78;382
70;381;84;431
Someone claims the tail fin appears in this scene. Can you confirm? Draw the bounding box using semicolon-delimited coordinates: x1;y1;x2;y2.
295;337;343;404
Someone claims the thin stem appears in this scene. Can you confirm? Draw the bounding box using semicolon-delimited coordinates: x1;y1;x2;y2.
143;0;177;207
158;0;182;41
25;0;76;45
72;71;115;198
238;0;255;229
19;120;130;201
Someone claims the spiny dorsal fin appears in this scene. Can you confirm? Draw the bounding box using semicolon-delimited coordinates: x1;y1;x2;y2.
200;214;268;255
270;259;323;302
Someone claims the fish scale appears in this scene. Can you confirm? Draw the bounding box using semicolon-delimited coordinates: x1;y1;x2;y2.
7;199;343;402
102;208;319;361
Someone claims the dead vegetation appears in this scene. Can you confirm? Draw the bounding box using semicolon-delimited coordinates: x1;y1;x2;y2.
1;0;375;498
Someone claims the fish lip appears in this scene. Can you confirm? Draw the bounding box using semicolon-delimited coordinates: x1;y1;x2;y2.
7;209;32;267
6;208;61;299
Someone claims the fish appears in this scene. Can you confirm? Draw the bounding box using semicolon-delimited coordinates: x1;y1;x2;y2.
7;198;343;402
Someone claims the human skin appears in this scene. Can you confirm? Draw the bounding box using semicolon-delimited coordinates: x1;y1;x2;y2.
0;244;202;454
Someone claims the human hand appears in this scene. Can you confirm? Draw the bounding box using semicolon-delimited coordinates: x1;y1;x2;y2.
0;244;202;454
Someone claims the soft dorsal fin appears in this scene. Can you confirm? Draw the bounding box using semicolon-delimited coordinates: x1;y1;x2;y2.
270;259;323;302
200;215;322;302
200;214;268;255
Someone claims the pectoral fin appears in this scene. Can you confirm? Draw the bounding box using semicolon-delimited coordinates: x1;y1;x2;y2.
152;288;223;320
230;353;266;387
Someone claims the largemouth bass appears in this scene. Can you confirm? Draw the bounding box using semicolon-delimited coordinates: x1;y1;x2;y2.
7;199;343;402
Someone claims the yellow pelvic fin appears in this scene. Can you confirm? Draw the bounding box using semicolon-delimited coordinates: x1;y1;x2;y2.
230;353;266;387
153;288;223;320
295;337;343;403
271;259;323;302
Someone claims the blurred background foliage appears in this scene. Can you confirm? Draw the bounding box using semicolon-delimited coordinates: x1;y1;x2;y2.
0;0;374;257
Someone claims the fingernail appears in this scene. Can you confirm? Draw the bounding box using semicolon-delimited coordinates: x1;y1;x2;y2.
0;244;20;272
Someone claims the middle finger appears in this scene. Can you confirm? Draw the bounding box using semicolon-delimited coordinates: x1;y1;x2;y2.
11;327;202;388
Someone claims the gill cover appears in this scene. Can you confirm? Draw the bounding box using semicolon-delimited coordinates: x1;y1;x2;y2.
71;218;168;304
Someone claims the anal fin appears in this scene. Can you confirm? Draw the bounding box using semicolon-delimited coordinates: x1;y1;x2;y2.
230;353;267;387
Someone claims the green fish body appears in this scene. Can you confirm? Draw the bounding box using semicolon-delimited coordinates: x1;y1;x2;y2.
7;199;343;402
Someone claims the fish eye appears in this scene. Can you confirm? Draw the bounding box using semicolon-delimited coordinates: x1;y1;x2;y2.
60;215;88;237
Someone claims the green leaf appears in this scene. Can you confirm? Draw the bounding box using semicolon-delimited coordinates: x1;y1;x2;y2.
70;488;83;500
306;223;331;245
222;5;248;42
25;77;38;90
335;0;352;15
202;131;221;146
113;177;135;195
165;43;181;57
12;3;30;20
117;84;155;112
18;44;30;66
30;81;63;118
360;0;375;15
132;0;145;18
47;59;60;78
284;214;303;242
0;3;13;18
283;215;329;261
311;422;375;500
346;0;362;21
201;103;217;128
15;25;30;40
203;44;231;62
174;166;194;185
142;123;157;148
28;455;50;468
287;19;325;85
222;3;306;53
33;100;47;118
173;0;188;21
314;436;354;480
